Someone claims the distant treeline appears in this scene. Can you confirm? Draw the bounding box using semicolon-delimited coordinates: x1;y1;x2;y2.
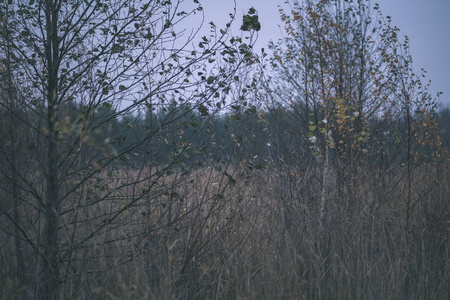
62;99;450;170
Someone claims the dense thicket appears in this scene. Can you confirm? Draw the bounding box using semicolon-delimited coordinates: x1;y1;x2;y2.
0;0;448;299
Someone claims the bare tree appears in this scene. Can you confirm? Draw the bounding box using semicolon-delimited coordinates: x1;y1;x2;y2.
0;0;261;298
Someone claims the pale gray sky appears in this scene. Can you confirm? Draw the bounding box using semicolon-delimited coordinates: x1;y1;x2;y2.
201;0;450;106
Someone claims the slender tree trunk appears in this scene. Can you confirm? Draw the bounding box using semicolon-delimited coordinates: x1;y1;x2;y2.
318;31;328;230
3;0;26;284
39;1;61;298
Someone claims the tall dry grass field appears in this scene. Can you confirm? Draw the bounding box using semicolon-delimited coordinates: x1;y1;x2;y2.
1;160;449;299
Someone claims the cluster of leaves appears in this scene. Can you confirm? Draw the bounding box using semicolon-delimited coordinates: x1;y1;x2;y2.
241;7;261;32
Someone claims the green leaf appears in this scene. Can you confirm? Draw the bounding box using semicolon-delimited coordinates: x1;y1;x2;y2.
119;85;127;91
111;44;124;54
198;104;209;116
206;76;216;84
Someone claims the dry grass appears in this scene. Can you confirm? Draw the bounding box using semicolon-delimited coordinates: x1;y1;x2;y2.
1;160;449;299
